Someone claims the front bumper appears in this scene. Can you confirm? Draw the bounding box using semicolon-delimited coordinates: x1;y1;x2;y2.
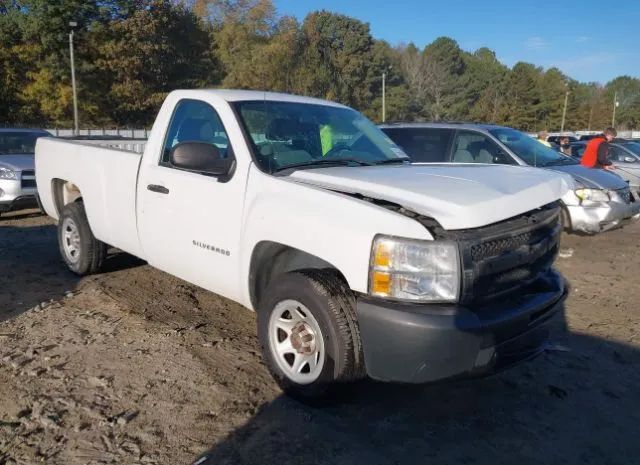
566;197;640;234
0;178;38;212
356;269;567;384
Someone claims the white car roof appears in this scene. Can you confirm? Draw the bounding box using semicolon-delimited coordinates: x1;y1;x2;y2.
169;89;350;109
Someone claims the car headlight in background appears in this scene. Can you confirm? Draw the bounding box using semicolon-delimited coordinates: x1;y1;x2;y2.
369;236;460;302
574;188;610;202
0;167;17;180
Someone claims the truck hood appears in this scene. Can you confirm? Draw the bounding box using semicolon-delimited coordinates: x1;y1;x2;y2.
544;164;627;190
0;154;35;171
288;164;572;230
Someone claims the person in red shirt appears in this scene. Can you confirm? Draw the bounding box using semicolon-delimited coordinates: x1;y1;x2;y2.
580;127;617;170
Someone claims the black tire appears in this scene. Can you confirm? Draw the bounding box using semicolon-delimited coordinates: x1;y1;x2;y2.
257;269;365;402
58;202;107;275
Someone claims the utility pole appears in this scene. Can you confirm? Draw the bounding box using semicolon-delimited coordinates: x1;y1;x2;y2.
382;71;386;123
611;91;618;127
560;88;569;132
381;65;392;123
69;21;79;135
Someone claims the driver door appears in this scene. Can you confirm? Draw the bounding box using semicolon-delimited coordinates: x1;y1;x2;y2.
137;98;247;300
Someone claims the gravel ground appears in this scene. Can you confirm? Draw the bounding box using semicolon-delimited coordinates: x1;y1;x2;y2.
1;209;639;465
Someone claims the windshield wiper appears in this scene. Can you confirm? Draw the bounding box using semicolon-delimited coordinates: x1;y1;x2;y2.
373;157;410;165
273;158;373;173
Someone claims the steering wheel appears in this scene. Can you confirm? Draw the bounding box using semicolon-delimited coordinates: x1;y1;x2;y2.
322;143;352;158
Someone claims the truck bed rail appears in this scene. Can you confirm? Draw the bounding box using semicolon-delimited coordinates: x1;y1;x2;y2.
52;138;147;154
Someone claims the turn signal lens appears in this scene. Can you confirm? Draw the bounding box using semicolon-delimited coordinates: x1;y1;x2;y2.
373;242;391;268
371;271;391;295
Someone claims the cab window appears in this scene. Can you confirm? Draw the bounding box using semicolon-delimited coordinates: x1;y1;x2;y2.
381;127;453;162
161;99;232;167
452;130;515;164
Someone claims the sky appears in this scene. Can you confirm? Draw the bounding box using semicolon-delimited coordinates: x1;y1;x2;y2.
272;0;640;84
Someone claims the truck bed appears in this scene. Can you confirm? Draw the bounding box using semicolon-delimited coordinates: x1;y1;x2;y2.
58;138;147;154
35;137;145;258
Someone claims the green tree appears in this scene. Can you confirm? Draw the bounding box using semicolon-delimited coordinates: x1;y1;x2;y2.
299;10;376;109
422;37;466;120
361;40;410;122
499;62;543;131
606;76;640;129
465;47;509;123
538;67;568;131
96;0;219;126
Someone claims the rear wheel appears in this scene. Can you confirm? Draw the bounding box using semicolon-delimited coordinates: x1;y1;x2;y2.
257;269;365;401
58;202;107;275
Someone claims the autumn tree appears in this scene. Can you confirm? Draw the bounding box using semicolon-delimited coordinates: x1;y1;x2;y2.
299;11;377;109
96;0;219;126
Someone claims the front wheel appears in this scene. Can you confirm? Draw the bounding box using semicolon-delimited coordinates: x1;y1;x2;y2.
58;202;107;275
257;269;365;401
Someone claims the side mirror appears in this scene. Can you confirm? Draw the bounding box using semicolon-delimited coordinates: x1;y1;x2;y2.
170;142;234;176
624;156;636;163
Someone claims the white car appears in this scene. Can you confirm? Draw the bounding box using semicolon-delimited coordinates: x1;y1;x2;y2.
36;90;571;400
0;128;49;215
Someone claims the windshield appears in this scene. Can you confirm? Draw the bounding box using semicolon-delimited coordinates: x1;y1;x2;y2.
233;101;408;172
0;132;47;155
489;127;578;167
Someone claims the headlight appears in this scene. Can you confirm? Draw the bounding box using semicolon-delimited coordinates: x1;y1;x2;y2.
369;235;460;302
0;167;17;180
575;188;610;202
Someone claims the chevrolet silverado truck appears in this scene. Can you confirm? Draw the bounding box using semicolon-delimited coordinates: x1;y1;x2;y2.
36;90;571;399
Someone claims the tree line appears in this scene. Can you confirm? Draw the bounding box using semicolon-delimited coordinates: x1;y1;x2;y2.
1;0;639;131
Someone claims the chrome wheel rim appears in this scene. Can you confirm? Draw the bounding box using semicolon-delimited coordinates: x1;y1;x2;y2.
268;299;325;384
61;217;81;264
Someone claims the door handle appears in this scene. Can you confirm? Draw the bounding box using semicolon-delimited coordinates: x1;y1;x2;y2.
147;184;169;194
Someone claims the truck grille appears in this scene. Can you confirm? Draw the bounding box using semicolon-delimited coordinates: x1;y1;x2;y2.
21;170;36;189
428;202;561;306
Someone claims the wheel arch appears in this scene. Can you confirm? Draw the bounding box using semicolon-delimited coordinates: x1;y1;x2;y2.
51;178;83;218
248;241;348;311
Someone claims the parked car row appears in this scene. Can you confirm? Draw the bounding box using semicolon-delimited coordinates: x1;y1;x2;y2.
380;122;640;234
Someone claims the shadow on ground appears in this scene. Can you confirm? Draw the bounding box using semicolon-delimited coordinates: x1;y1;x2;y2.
0;215;144;320
193;311;640;465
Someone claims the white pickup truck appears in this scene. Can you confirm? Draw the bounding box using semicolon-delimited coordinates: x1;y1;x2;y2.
36;90;571;400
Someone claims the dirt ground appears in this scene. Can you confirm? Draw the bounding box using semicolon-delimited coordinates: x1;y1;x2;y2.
1;209;639;465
